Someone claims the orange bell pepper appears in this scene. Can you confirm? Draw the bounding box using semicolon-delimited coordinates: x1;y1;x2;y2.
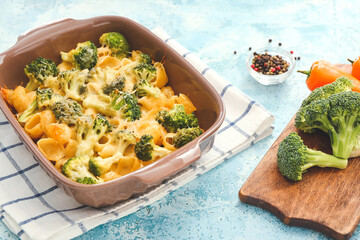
298;60;360;92
348;58;360;80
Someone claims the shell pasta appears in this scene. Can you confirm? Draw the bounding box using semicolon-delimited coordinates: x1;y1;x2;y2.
1;32;203;184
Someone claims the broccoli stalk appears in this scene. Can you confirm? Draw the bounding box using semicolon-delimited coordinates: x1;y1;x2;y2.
173;127;203;148
24;57;59;90
75;114;112;157
110;91;141;121
135;134;172;161
99;32;130;58
61;41;98;70
89;130;136;176
155;104;199;133
133;78;160;98
277;132;347;181
61;156;101;184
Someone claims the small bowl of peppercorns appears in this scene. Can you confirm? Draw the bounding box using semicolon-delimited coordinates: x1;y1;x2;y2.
246;46;295;85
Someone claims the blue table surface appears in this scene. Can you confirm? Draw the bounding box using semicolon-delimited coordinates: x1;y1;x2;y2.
1;0;360;239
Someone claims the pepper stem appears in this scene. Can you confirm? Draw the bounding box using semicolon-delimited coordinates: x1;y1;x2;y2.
347;58;354;65
297;70;311;76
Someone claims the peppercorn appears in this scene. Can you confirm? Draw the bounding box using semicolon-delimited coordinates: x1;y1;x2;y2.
251;52;290;75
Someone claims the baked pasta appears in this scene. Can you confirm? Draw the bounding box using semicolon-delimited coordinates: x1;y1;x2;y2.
1;32;203;184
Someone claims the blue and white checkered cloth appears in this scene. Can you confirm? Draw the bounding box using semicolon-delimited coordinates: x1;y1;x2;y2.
0;27;274;240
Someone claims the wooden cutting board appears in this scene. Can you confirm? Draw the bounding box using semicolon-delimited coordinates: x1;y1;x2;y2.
239;116;360;240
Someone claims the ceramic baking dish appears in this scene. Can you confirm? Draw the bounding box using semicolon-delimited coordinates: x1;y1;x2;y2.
0;16;225;207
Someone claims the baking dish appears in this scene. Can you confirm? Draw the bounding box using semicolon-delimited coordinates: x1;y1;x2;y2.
0;16;225;207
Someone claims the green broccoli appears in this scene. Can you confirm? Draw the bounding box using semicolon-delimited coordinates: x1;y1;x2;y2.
300;77;353;107
295;91;360;159
110;91;141;121
61;41;98;70
155;104;199;133
75;114;112;157
24;57;59;90
132;78;161;98
50;98;83;125
173;127;203;148
134;63;157;82
61;156;101;184
58;69;89;101
18;88;62;123
102;76;126;95
136;53;153;64
277;132;347;181
134;134;172;161
99;32;130;58
89;130;136;176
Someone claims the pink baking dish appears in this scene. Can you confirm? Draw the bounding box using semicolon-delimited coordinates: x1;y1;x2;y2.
0;16;225;207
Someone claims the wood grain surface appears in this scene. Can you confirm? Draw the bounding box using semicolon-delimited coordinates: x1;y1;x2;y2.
239;116;360;240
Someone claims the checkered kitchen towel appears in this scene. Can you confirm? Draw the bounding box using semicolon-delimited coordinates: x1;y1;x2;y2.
0;27;274;240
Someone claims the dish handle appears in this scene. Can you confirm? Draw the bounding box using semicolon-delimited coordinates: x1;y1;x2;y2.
134;143;202;184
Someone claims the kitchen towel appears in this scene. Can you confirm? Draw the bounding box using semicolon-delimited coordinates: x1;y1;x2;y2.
0;27;274;240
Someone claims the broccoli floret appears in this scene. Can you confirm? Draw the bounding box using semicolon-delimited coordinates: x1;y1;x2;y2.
89;130;136;176
99;32;130;58
18;88;62;123
102;76;125;95
51;98;83;125
300;77;353;107
137;53;152;64
133;78;161;98
61;156;101;184
61;41;98;70
155;104;199;133
58;69;89;100
295;91;360;159
75;114;112;157
134;134;172;161
110;91;141;121
173;127;203;148
24;57;59;90
134;63;157;82
277;132;347;181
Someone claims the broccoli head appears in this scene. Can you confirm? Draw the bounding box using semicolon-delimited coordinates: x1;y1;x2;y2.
51;98;83;125
134;134;172;161
132;78;161;98
61;41;98;70
277;132;347;181
173;127;203;148
89;130;136;176
58;69;89;100
75;114;113;157
110;91;141;121
155;104;199;133
24;57;59;90
99;32;130;58
61;156;101;184
136;53;152;64
102;76;126;95
300;77;353;107
134;63;157;82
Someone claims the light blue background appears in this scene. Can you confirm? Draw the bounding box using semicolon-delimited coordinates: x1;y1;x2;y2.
1;0;360;239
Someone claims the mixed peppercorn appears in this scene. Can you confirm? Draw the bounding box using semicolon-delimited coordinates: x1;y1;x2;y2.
251;52;290;75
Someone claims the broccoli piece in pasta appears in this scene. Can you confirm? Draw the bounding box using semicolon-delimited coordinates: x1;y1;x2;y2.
99;32;130;59
75;114;113;157
173;127;203;148
134;134;172;161
61;41;98;70
155;104;199;133
89;130;136;176
50;98;83;125
136;53;153;65
110;91;141;121
61;156;102;184
132;78;160;98
102;76;126;95
18;88;63;123
24;57;59;91
134;63;157;82
57;69;89;101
